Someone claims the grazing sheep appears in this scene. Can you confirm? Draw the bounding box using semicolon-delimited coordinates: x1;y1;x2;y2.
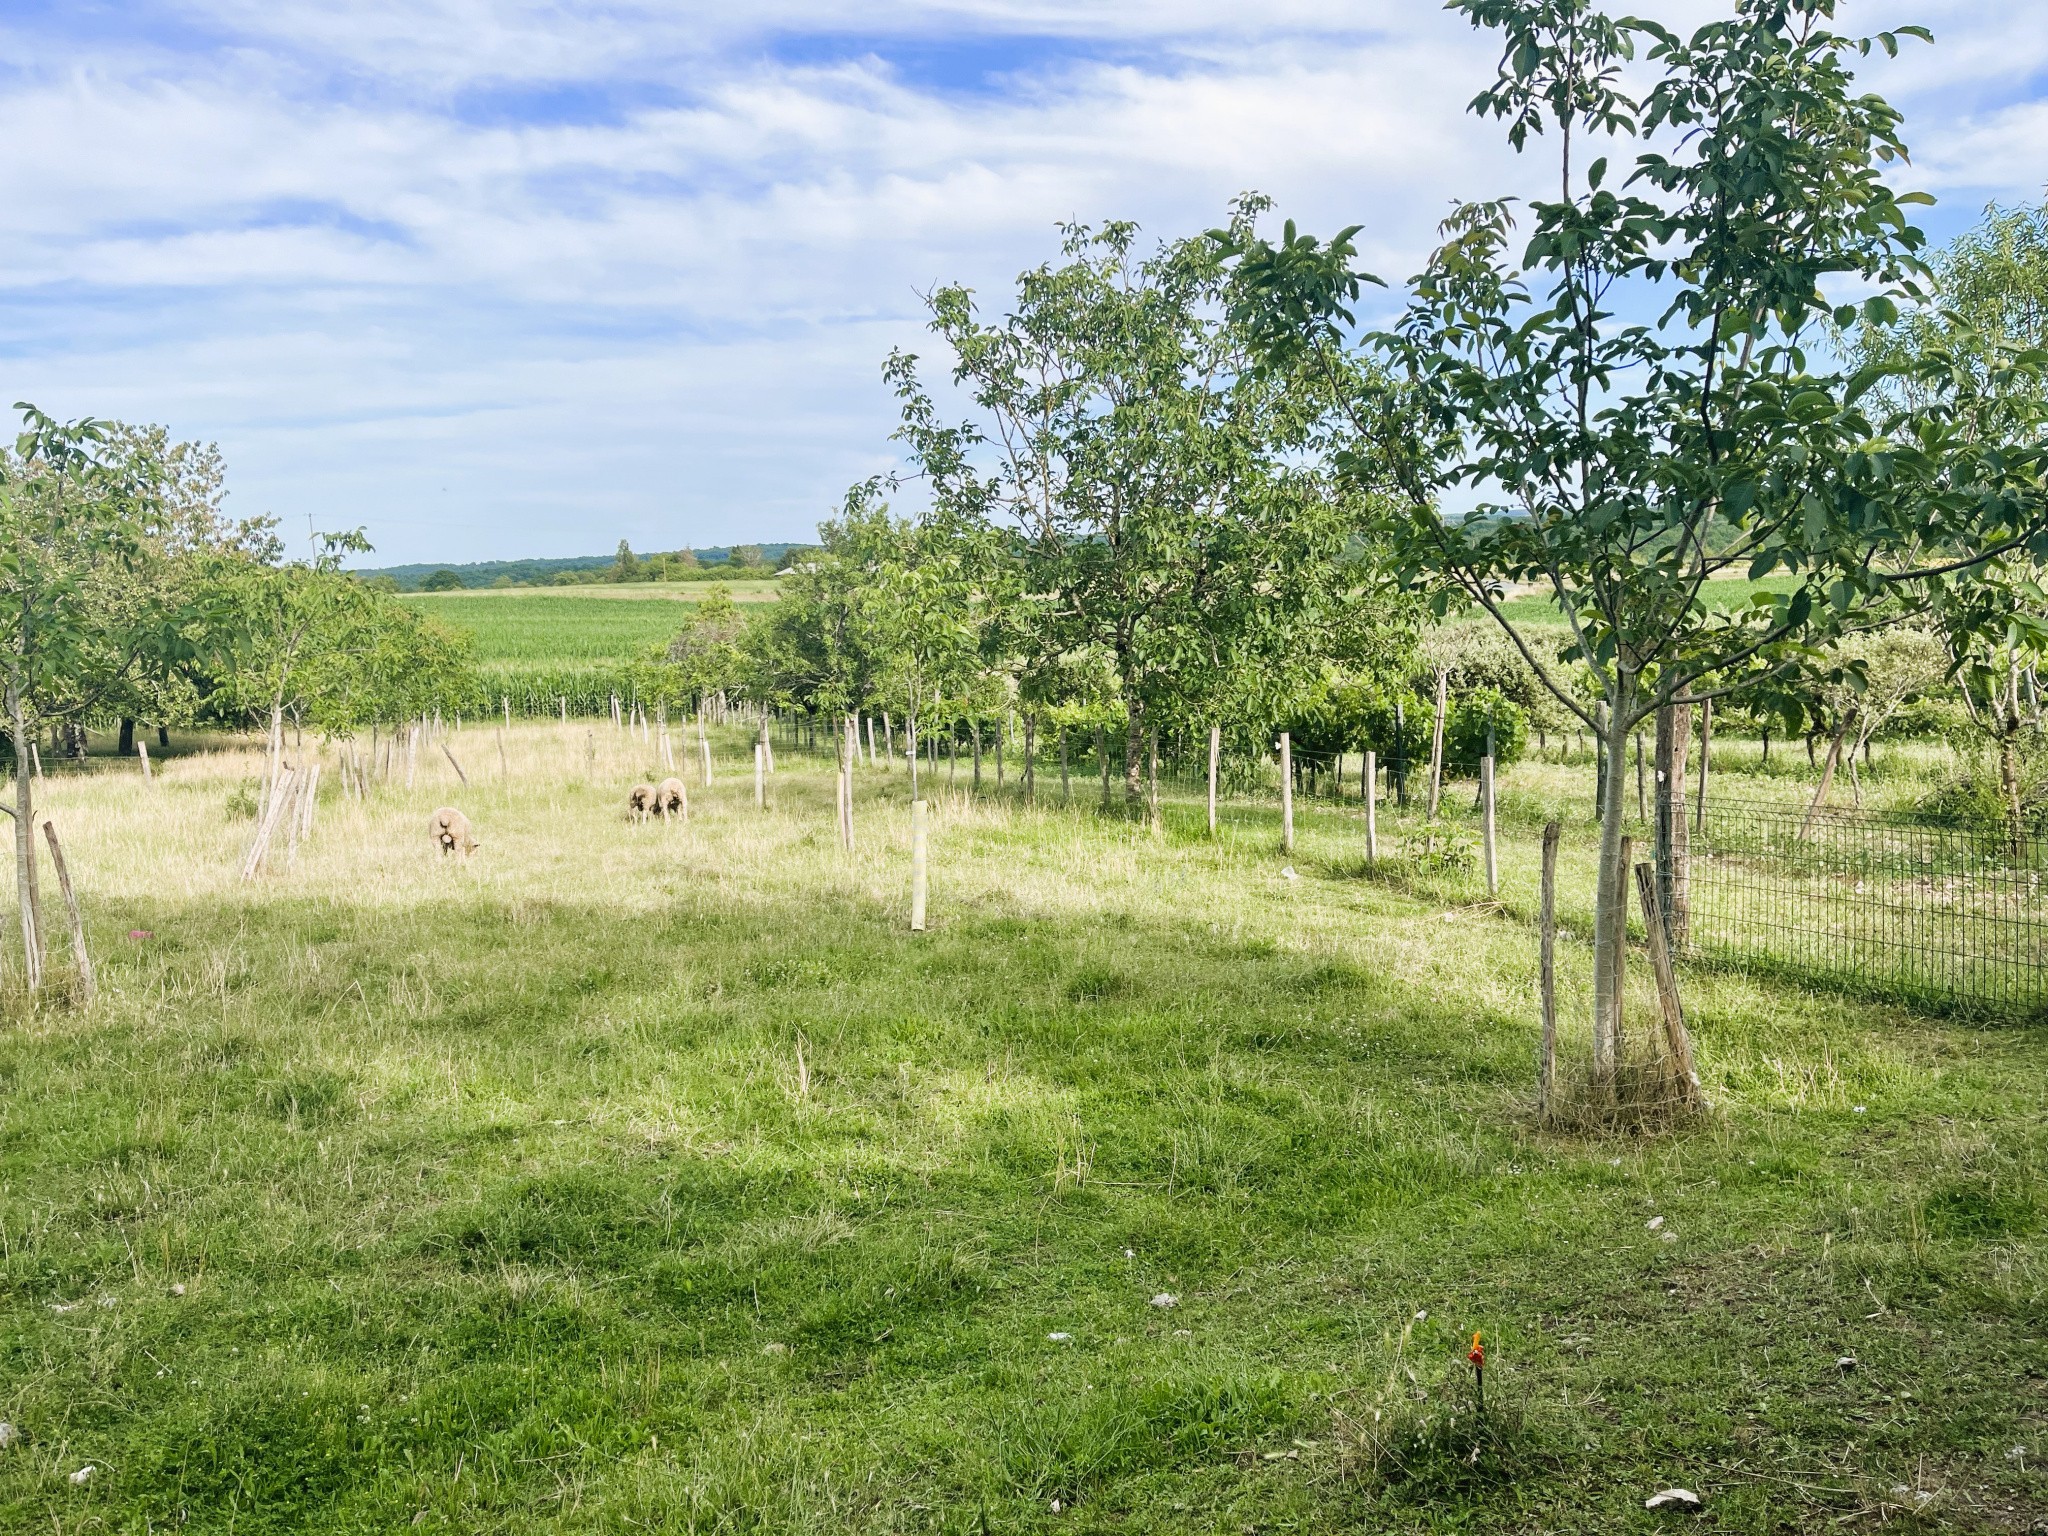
627;783;657;823
654;776;688;820
429;807;478;858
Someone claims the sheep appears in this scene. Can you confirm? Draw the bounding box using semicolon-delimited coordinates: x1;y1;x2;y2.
429;807;478;858
654;776;688;821
627;783;657;823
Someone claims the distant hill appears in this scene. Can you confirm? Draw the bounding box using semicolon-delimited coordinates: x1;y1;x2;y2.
354;545;807;591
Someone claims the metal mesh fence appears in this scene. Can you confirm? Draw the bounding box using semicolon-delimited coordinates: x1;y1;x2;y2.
1687;799;2048;1019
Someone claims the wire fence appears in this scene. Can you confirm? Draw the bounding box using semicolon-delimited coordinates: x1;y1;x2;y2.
768;711;2048;1019
1687;799;2048;1020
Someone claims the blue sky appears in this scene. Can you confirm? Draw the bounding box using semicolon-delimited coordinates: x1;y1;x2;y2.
3;1;2044;567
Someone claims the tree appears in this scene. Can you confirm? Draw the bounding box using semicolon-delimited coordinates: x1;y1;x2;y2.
1857;199;2048;841
420;568;463;592
890;204;1375;816
653;586;750;710
1226;0;2048;1081
610;541;640;584
0;405;159;989
820;481;1000;797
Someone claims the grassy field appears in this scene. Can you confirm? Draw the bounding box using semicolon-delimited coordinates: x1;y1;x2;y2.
0;729;2042;1532
406;582;781;673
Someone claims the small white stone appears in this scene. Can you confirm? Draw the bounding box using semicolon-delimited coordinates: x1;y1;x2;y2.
0;1422;17;1448
1046;1331;1073;1343
761;1342;788;1356
1837;1356;1857;1371
1643;1487;1700;1510
1050;1498;1063;1512
68;1465;94;1486
1280;866;1298;880
1150;1293;1178;1309
170;1283;185;1297
1853;1105;1867;1113
1646;1216;1665;1231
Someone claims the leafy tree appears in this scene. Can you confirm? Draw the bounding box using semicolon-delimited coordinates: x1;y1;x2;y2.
890;204;1379;816
420;568;463;592
819;482;1001;796
609;541;640;584
651;586;750;710
0;405;161;987
1225;0;2048;1077
1858;199;2048;839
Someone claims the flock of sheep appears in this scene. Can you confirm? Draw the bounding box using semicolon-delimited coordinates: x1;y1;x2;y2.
428;776;689;860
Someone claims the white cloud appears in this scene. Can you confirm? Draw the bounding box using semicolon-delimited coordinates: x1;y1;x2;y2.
2;2;2041;563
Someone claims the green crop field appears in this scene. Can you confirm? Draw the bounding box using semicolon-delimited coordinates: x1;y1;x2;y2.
404;582;781;672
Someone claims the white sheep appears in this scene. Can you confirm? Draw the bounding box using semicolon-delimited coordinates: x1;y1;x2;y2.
429;806;479;858
627;783;657;823
654;776;688;821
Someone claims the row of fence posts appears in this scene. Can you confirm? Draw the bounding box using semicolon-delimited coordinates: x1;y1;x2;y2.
1264;730;1499;897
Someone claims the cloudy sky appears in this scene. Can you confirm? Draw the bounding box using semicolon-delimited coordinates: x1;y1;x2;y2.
3;1;2044;567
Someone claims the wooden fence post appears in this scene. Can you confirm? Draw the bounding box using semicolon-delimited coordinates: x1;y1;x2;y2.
1207;724;1220;835
442;743;468;786
137;740;153;782
1537;820;1560;1119
910;799;929;932
1694;699;1712;836
1426;670;1448;819
1481;754;1498;896
1364;749;1377;863
1611;833;1632;1070
1635;860;1704;1104
41;819;93;1003
755;742;765;809
1279;731;1294;855
1146;726;1160;832
700;719;712;786
241;766;297;881
1023;714;1036;804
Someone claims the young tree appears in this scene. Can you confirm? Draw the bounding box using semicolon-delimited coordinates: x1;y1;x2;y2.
1226;0;2048;1078
0;406;159;987
1857;199;2048;842
820;483;999;797
890;205;1371;815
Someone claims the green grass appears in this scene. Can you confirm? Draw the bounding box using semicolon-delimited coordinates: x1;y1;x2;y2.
406;583;780;671
2;733;2043;1532
1493;574;1807;628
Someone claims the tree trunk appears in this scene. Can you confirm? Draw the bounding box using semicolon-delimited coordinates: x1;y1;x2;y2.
1123;699;1146;814
1023;714;1036;805
1654;703;1691;951
118;718;136;756
2001;734;2025;857
1799;718;1852;837
1591;684;1637;1089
